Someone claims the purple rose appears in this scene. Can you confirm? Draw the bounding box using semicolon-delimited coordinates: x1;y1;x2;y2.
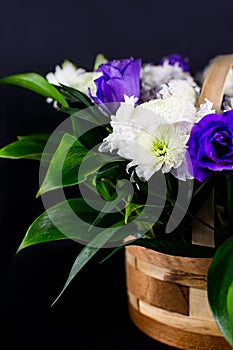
90;57;141;113
187;110;233;182
160;53;189;72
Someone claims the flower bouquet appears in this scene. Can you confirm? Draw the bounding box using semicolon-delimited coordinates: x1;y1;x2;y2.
1;53;233;349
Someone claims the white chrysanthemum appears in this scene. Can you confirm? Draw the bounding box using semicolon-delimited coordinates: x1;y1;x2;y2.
140;61;198;91
196;98;215;121
46;60;85;86
158;79;198;103
127;124;190;181
46;60;102;96
139;89;214;124
139;96;197;124
99;101;192;181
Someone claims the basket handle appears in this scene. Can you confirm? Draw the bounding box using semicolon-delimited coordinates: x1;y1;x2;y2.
193;54;233;248
198;54;233;112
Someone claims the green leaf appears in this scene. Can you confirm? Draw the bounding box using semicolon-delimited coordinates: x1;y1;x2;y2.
37;133;92;196
59;84;93;107
125;201;144;224
207;236;233;345
16;198;95;251
96;178;116;201
93;53;108;70
96;160;128;179
89;179;130;230
0;133;50;160
60;107;82;115
52;221;124;305
17;198;124;252
0;73;69;107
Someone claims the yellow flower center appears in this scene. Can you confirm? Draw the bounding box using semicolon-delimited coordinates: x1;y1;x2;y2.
152;140;167;157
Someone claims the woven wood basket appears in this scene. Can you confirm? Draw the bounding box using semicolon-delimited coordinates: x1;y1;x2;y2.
125;246;232;349
125;54;233;350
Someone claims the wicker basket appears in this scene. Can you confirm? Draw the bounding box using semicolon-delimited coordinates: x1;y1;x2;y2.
125;246;231;349
125;54;233;350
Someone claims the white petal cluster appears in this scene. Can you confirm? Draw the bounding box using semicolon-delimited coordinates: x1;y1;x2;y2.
99;78;214;182
99;100;192;182
196;98;215;121
140;61;198;91
46;60;102;96
158;79;198;103
140;96;196;124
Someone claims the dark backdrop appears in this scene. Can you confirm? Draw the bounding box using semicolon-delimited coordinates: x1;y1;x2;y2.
1;1;233;349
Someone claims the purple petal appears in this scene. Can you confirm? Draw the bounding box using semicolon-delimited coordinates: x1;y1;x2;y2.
160;53;190;72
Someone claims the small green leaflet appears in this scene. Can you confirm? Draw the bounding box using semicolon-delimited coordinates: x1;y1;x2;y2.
0;134;50;161
0;73;69;108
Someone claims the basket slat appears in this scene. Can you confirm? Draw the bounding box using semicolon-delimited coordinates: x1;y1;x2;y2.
189;288;213;320
126;246;212;275
128;303;232;350
125;246;231;349
126;261;189;315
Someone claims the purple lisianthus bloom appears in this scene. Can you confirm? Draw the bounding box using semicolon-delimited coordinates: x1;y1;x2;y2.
90;57;141;113
160;53;189;72
187;110;233;182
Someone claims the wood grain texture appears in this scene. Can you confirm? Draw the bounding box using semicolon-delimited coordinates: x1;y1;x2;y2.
198;54;233;112
189;288;213;320
126;250;207;289
128;303;232;350
126;261;189;315
128;292;221;336
125;246;231;349
125;246;212;275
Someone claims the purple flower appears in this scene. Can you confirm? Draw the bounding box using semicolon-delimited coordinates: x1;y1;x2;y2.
160;53;189;72
187;111;233;181
90;57;141;113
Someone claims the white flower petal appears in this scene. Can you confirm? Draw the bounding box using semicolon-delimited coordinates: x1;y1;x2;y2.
196;98;215;121
46;60;102;96
99;102;193;181
140;62;198;91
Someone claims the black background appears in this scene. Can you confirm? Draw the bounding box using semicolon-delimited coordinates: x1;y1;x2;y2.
1;1;233;349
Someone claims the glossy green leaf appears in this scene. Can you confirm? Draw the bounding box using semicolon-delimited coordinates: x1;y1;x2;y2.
0;134;50;160
17;198;96;251
207;236;233;345
0;73;69;107
96;160;128;179
37;133;92;196
17;198;124;252
96;178;116;201
52;220;124;305
59;84;93;107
